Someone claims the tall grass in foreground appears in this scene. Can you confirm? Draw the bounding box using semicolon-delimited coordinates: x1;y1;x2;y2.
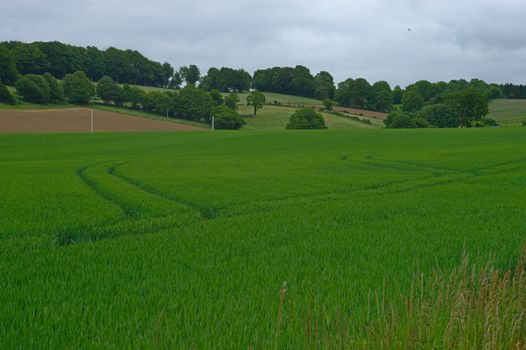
275;246;526;349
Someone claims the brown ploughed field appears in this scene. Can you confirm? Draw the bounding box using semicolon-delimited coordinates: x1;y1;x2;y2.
333;106;388;120
0;108;206;133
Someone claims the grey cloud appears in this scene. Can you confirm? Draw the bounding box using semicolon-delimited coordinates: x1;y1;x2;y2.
1;0;525;87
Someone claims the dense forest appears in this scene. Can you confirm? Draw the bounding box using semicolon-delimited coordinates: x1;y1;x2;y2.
0;41;172;86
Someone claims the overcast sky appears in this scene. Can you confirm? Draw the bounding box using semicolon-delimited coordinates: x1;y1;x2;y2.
1;0;525;87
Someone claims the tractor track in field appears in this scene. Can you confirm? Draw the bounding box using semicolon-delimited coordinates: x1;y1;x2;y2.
76;164;138;219
70;162;209;244
68;156;526;244
107;162;218;219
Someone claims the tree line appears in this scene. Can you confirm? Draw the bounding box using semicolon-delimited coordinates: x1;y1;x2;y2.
0;41;173;87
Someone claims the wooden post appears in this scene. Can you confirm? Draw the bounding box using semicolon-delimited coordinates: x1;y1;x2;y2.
90;109;94;133
212;116;215;131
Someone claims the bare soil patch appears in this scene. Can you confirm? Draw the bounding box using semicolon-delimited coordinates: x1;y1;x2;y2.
0;108;206;133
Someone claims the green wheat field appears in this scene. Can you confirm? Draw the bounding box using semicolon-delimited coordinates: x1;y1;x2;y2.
1;128;525;348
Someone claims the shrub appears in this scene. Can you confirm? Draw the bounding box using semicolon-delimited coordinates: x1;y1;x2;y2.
522;119;526;127
16;76;47;103
212;106;245;130
286;108;327;130
0;83;16;104
474;118;499;128
322;98;334;111
385;111;428;129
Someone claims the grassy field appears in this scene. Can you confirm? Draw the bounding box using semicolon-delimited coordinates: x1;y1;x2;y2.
0;128;525;348
239;105;382;130
235;91;323;106
489;99;526;126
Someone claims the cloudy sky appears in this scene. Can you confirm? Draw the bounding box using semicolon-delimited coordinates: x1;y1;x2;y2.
1;0;525;86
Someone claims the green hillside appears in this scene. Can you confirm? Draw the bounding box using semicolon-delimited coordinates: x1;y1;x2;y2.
488;99;526;126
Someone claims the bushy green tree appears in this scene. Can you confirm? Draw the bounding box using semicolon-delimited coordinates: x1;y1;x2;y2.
286;108;327;130
97;76;121;104
384;111;428;129
247;91;266;116
149;91;174;117
63;71;94;104
445;89;489;127
120;84;133;107
26;74;51;103
130;86;147;109
169;72;183;90
335;78;372;109
16;76;47;103
179;65;200;86
174;85;214;121
392;85;403;104
0;83;16;104
402;91;424;112
224;93;240;110
161;62;175;88
314;71;335;100
201;67;251;92
43;73;64;103
420;104;457;128
209;89;223;106
212;106;245;130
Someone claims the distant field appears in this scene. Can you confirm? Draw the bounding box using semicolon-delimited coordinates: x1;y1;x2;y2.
239;105;382;130
235;91;323;106
489;99;526;126
1;128;524;348
0;108;205;133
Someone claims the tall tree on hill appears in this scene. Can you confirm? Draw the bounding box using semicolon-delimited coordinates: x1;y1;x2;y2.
169;72;183;90
369;81;392;112
0;44;18;84
180;65;201;86
35;41;83;78
161;63;175;88
392;85;403;104
402;91;425;112
291;65;316;97
247;91;266;117
4;42;49;75
314;71;336;100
